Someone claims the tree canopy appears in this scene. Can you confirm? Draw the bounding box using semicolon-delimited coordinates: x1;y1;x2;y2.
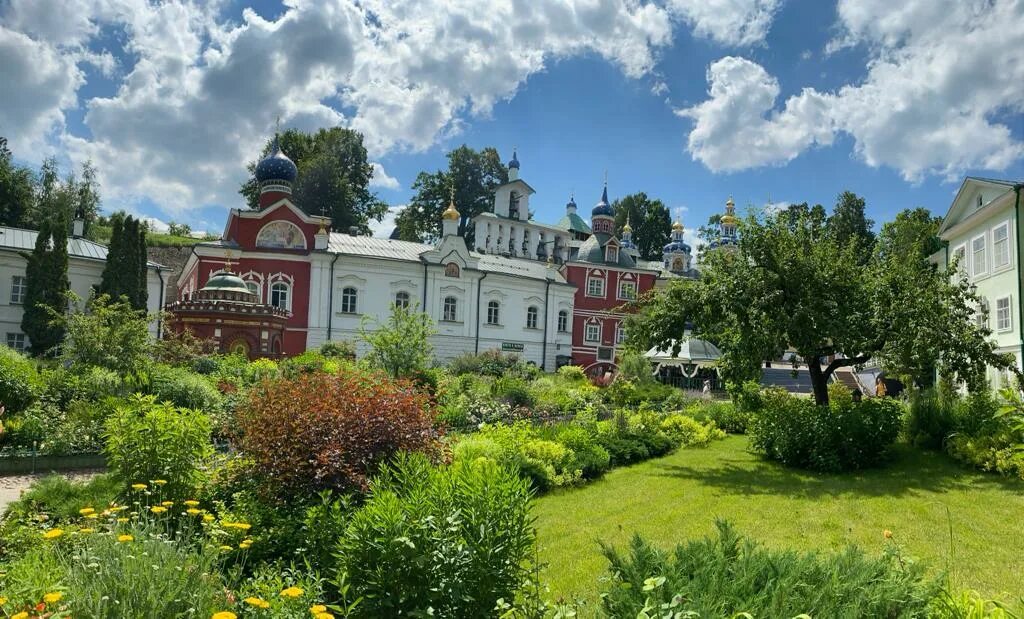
99;213;149;310
628;192;1012;405
611;192;672;261
0;141;101;233
395;145;507;245
239;128;389;234
20;212;70;355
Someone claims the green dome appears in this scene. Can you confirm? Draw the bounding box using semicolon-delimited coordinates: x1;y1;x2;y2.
200;270;255;302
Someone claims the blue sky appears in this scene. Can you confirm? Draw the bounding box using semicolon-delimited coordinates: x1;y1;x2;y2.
2;0;1022;239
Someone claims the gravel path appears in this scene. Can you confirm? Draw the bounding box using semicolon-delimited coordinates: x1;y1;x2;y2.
0;471;99;513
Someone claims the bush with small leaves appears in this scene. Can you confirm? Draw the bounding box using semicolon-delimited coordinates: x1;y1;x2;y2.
0;345;40;414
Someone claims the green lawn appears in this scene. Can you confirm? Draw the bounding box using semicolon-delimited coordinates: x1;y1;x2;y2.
534;435;1024;606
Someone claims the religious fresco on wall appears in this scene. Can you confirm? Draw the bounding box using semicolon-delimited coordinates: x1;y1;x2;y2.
256;221;306;249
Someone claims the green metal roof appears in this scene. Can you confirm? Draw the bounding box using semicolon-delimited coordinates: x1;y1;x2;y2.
202;271;252;295
575;233;637;268
555;212;592;234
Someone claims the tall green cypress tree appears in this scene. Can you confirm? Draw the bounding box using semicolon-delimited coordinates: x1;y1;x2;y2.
134;218;149;310
99;214;148;310
98;215;124;300
20;214;70;355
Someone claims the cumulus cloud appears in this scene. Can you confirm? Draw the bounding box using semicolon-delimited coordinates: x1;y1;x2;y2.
681;0;1024;181
369;204;405;239
678;56;834;171
1;0;674;216
667;0;781;46
369;162;400;190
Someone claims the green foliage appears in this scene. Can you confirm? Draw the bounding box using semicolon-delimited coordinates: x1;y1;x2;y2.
659;413;725;447
492;376;536;409
0;345;40;413
906;388;958;449
148;364;222;411
3;472;121;522
556;425;611;479
336;453;535;618
61;294;152;375
685;400;750;434
98;214;148;310
0;136;36;228
616;349;656;385
320;340;355;359
611;192;673;261
449;349;537;379
454;423;582;491
556;364;587;382
20;212;69;355
599;520;937;618
103;395;212;498
240;128;388;233
748;388;904;471
358;303;435;378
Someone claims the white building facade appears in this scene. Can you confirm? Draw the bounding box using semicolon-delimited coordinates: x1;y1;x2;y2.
934;177;1023;388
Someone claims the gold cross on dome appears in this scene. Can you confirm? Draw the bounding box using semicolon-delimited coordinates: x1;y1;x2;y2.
224;251;234;273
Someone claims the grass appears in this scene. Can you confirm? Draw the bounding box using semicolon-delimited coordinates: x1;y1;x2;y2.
534;435;1024;607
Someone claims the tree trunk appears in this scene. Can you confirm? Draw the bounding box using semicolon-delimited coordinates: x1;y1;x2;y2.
807;360;830;406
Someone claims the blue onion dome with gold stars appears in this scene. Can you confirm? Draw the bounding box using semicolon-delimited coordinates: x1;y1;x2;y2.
255;135;297;184
508;149;520;170
663;220;691;253
592;183;614;217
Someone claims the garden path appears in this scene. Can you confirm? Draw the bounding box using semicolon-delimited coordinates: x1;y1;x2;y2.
0;471;98;513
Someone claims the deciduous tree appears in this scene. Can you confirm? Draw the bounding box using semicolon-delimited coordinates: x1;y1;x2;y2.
612;192;672;261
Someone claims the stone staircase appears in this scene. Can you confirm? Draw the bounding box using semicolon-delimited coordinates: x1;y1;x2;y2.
832;367;865;393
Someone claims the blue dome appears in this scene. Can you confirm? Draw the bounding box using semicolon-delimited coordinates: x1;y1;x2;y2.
508;150;520;169
592;184;613;218
663;240;691;254
255;136;297;184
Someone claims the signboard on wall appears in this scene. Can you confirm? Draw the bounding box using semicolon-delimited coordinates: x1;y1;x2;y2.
501;342;525;352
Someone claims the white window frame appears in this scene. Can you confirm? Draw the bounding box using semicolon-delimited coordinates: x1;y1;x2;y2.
992;222;1010;270
244;280;261;301
617;280;637;300
443;296;458;322
995;296;1012;332
952;243;967;277
597;346;614;362
606;246;618;263
341;286;358;314
526;306;539;329
975;296;988;329
586;276;605;298
270;281;291;311
5;332;26;352
557;310;568;333
585;322;601;343
615;324;626;344
971;233;987;277
486;300;500;325
395;291;410;309
10;275;26;305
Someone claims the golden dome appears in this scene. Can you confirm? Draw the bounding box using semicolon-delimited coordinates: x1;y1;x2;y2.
720;214;738;225
442;191;460;221
622;221;633;233
671;220;684;232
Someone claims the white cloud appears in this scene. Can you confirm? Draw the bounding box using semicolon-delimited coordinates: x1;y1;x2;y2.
140;216;170;233
369;162;400;190
678;56;834;171
369;204;405;239
1;0;675;218
682;0;1024;181
667;0;781;46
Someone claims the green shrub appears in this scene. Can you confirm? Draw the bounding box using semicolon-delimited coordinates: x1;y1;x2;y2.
454;423;581;490
103;395;212;498
659;414;725;447
596;432;650;466
336;453;535;618
279;350;340;378
557;425;611;478
149;364;223;412
906;388;958;449
0;345;40;414
946;433;1024;480
191;355;220;375
449;349;537;379
320;340;355;359
492;376;536;409
556;364;587;382
600;520;936;618
686;400;750;434
3;472;120;522
729;379;764;413
748;388;903;471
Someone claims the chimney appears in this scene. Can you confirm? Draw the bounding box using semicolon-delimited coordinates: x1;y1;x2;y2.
72;217;84;238
348;226;359;237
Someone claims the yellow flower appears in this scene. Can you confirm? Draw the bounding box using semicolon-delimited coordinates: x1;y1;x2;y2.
244;597;271;609
43;528;65;540
117;534;134;543
310;605;327;613
315;613;334;619
111;505;129;512
43;592;62;604
79;507;95;515
884;529;893;539
280;586;304;598
150;506;168;514
85;512;99;519
79;528;95;534
131;483;147;490
161;500;174;507
184;500;200;507
211;612;237;619
219;545;233;552
117;517;129;523
153;479;168;486
0;596;6;604
187;508;202;516
12;612;28;619
239;542;251;550
202;514;215;523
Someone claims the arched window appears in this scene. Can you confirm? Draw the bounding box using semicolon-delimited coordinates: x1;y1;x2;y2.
487;300;500;325
443;296;457;322
395;291;410;309
245;281;260;301
445;262;460;278
557;310;568;332
270;282;290;310
526;306;539;329
341;287;358;314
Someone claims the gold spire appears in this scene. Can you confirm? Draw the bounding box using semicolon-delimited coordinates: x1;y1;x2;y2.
726;195;735;207
223;251;235;273
442;185;460;221
671;220;683;232
622;213;633;233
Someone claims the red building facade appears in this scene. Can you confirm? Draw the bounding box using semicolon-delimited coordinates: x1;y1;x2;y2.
559;185;660;376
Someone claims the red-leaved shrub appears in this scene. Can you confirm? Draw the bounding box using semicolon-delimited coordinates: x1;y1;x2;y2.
238;368;439;495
